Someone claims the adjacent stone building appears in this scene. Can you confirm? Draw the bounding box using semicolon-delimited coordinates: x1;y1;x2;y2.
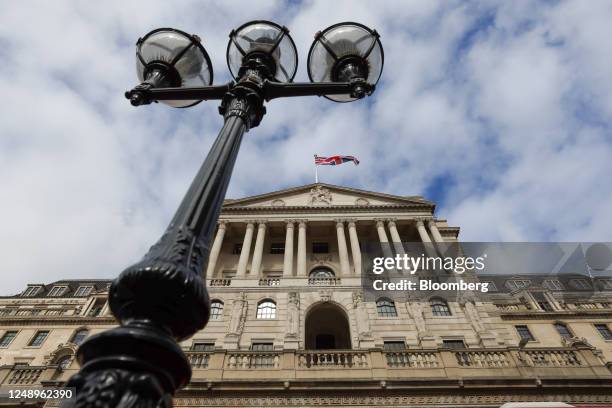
1;183;611;407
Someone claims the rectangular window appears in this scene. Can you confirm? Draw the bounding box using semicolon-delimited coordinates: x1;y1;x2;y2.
232;244;243;255
48;286;67;297
191;342;215;351
383;341;406;351
312;242;329;253
543;279;564;291
555;323;573;339
22;286;41;297
88;298;106;317
570;279;592;290
538;301;554;312
251;342;274;351
515;325;535;341
442;339;466;349
0;331;18;348
75;286;93;297
595;324;612;340
28;330;49;347
270;242;285;254
506;280;531;291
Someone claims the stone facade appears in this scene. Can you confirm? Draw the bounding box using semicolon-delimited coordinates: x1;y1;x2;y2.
1;183;611;407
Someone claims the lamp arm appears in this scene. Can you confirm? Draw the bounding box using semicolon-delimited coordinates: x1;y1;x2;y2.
262;79;374;100
125;82;234;106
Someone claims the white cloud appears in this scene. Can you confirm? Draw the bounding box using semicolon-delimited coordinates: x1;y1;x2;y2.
1;0;611;294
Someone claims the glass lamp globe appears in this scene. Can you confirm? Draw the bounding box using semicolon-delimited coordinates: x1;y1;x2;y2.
136;28;213;108
307;22;383;102
227;20;297;82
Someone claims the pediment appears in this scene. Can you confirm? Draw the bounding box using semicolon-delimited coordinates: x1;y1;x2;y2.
222;183;433;209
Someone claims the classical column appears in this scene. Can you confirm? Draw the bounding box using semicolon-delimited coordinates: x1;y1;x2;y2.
283;221;295;277
205;221;227;278
376;220;394;259
387;220;406;255
415;219;432;243
250;222;267;276
236;222;255;277
415;218;437;258
336;220;351;276
347;221;362;275
428;219;444;243
297;220;307;276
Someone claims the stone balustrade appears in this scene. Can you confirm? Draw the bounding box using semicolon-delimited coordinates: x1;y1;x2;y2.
4;347;609;386
4;366;44;385
209;279;232;287
226;352;280;369
188;352;211;369
522;349;582;367
297;350;369;368
308;277;341;286
385;351;439;368
455;351;512;367
258;278;280;286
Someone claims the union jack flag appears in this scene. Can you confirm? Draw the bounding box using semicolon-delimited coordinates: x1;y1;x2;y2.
314;155;360;166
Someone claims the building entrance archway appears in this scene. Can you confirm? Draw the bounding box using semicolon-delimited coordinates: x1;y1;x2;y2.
305;303;351;350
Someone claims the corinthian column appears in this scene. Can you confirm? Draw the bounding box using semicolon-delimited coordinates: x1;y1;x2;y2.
376;220;394;259
297;221;307;276
415;218;436;258
336;220;351;276
428;219;444;243
283;221;295;277
250;222;267;276
415;219;432;243
236;222;254;277
387;220;405;255
347;221;362;275
205;221;227;278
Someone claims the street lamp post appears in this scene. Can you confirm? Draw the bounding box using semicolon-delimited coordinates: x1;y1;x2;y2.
64;21;383;407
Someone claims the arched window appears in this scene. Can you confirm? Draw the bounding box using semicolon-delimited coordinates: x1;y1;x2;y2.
430;298;451;316
554;322;573;339
70;329;89;345
309;267;335;279
256;300;277;319
376;298;397;317
56;355;72;370
210;300;224;320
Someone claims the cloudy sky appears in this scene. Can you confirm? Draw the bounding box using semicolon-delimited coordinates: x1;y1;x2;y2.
1;0;612;294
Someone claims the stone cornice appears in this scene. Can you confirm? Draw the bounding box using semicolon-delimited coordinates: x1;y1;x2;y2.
0;316;116;326
221;203;434;213
499;310;612;320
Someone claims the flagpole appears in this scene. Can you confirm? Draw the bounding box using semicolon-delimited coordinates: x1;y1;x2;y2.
314;154;319;183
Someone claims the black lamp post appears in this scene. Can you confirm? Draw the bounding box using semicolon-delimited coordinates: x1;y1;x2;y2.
64;20;383;407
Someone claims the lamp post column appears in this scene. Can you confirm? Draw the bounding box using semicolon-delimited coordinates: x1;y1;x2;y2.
64;90;265;408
